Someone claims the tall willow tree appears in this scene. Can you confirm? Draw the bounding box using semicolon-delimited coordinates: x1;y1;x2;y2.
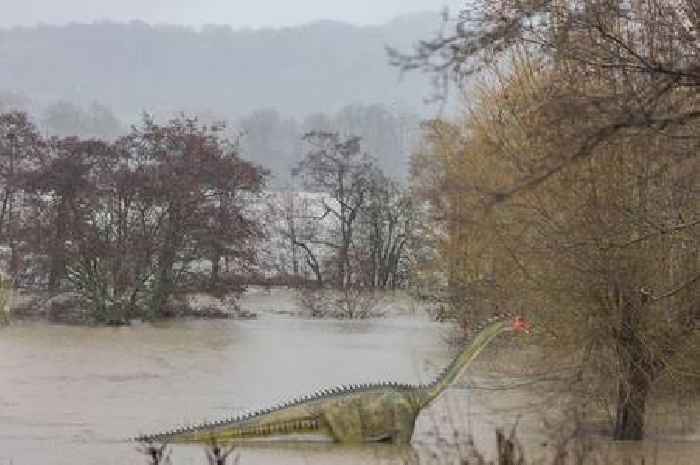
412;52;700;440
401;0;699;441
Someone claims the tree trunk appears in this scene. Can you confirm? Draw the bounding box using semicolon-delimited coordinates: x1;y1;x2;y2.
612;289;659;441
149;221;180;317
0;190;9;239
210;252;221;288
613;368;650;440
48;199;69;291
306;255;322;288
296;241;322;288
150;261;174;317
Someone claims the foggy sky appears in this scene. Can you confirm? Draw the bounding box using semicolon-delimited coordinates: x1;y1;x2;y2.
1;0;463;28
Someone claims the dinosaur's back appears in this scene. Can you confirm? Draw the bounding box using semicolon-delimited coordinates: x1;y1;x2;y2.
135;382;419;444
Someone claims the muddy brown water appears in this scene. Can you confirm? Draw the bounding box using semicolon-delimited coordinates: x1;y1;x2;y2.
1;293;699;464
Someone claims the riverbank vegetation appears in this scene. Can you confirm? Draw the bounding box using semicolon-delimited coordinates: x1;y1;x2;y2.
0;110;417;324
395;0;699;443
0;113;268;324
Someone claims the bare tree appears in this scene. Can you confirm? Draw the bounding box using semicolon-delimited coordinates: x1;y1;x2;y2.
292;131;378;288
356;174;414;289
0;112;44;278
267;191;326;287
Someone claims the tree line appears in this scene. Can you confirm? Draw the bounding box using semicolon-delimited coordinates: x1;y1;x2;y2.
0;111;415;323
0;93;421;188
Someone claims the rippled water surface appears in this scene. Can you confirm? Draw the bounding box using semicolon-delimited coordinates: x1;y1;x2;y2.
1;290;699;465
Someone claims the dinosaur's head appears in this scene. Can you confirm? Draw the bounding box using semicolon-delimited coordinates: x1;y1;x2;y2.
509;315;531;334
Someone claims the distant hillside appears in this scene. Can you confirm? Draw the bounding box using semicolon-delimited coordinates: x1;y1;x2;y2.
0;12;442;119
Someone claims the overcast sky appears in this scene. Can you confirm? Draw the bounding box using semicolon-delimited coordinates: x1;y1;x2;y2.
1;0;463;28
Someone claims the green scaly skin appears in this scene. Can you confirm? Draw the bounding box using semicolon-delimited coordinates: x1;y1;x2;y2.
134;316;513;445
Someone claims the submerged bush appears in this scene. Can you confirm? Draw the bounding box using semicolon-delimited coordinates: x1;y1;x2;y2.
296;286;384;319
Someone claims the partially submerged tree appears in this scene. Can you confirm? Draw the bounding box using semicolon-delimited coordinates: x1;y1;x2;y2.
355;174;413;289
291;131;414;291
21;137;112;293
398;0;700;441
293;131;377;288
266;191;327;287
120;116;266;317
411;52;700;440
16;114;267;322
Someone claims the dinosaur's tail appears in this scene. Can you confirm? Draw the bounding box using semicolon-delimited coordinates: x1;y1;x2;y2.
134;404;326;444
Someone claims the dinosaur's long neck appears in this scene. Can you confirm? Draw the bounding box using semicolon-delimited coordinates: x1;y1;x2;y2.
418;320;506;408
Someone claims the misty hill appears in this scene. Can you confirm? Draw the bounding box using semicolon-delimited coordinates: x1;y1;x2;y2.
0;12;441;119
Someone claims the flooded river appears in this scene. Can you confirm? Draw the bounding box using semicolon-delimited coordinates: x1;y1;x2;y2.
1;290;699;465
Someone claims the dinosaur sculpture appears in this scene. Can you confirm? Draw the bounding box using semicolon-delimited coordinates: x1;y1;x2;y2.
135;314;530;445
